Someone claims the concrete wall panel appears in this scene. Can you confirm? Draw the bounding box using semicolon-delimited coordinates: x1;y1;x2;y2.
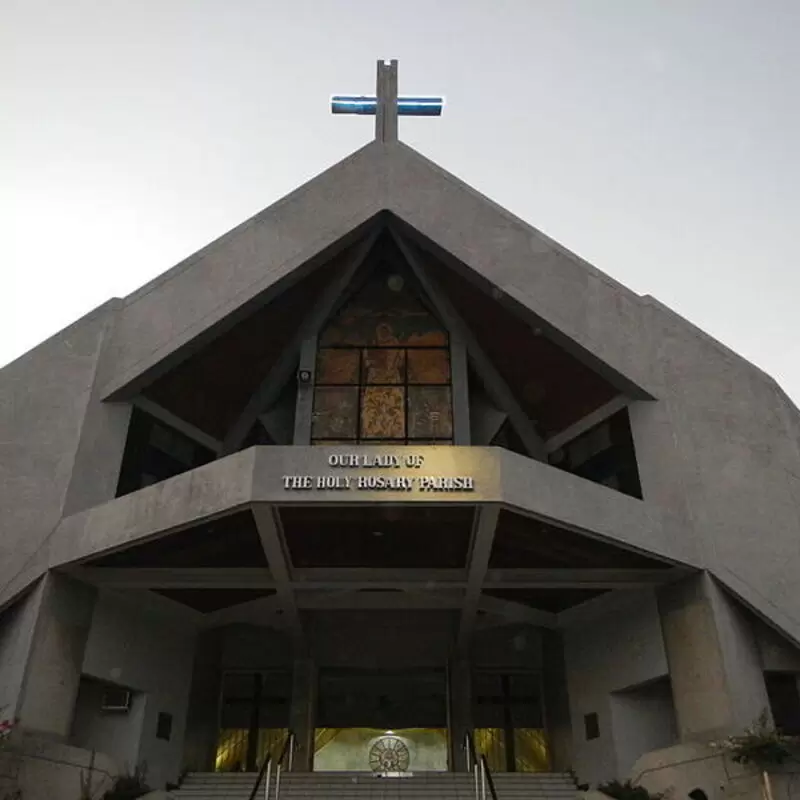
640;301;800;644
756;619;800;672
386;143;655;396
0;303;119;604
17;574;96;738
219;623;292;670
70;677;147;775
100;143;389;398
471;624;543;670
610;680;677;779
308;610;456;669
48;447;255;569
0;583;44;721
82;590;197;789
658;574;771;741
564;589;669;785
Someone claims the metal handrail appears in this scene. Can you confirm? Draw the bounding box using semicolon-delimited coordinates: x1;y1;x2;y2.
464;731;499;800
247;730;296;800
481;755;499;800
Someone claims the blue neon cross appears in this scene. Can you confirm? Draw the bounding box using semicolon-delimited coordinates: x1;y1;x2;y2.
331;60;443;142
331;95;443;117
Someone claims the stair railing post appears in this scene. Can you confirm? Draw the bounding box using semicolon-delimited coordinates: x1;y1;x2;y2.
263;760;272;800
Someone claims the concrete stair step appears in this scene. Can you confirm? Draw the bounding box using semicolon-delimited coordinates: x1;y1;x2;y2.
172;771;577;800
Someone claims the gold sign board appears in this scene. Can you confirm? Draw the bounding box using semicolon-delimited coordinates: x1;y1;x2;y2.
281;451;475;493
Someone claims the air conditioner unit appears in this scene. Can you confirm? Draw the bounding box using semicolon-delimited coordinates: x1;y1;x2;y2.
101;688;132;713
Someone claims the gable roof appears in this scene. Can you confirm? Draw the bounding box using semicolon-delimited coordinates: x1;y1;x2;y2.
97;139;657;402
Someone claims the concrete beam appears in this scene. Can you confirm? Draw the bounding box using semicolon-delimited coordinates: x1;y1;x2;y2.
133;396;222;454
252;504;304;645
204;594;284;629
478;594;559;628
291;567;466;588
457;506;500;650
294;589;464;611
74;565;674;591
76;567;275;590
124;587;206;627
483;568;671;590
389;226;547;461
545;395;630;453
556;585;655;629
375;59;399;143
292;336;318;445
222;228;381;454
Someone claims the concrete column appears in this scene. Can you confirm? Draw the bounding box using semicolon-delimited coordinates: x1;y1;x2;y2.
658;573;771;741
449;659;472;772
289;657;317;771
17;573;96;739
541;630;573;771
0;582;45;722
182;629;223;772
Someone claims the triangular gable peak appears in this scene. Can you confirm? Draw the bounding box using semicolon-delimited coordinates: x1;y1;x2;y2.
117;218;645;503
99;142;655;405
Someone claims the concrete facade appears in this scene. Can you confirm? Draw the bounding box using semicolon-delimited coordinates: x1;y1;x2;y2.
78;590;197;787
2;98;800;794
563;590;672;784
17;573;96;740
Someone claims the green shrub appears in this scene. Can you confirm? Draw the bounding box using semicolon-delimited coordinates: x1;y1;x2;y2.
103;765;150;800
597;779;667;800
710;710;798;767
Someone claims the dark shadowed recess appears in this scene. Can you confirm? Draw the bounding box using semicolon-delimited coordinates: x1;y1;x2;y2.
489;510;670;570
483;587;609;613
89;510;267;569
279;505;475;568
141;243;355;440
153;588;275;614
421;244;619;439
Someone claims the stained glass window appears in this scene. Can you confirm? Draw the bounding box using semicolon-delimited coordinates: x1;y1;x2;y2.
316;349;360;385
408;387;453;439
311;271;453;445
312;387;359;439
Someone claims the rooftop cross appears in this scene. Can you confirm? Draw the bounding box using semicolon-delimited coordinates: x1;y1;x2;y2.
331;60;443;143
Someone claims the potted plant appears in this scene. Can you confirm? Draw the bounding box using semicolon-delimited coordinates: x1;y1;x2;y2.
710;710;798;800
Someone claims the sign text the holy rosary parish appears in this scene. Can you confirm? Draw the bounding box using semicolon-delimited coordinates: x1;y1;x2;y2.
281;452;475;493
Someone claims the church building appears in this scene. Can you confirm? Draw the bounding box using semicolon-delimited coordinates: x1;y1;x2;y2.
2;61;800;797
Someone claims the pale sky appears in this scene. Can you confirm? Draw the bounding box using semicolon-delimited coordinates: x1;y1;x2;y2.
2;1;799;401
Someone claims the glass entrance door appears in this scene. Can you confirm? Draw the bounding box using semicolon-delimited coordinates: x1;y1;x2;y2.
215;670;291;772
314;668;448;772
473;671;550;772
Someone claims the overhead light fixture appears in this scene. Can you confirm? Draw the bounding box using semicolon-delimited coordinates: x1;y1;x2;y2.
387;274;404;292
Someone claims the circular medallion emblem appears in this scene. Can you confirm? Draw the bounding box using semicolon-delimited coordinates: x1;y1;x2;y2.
368;735;410;773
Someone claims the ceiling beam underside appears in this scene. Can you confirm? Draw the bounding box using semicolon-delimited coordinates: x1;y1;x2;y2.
75;566;672;591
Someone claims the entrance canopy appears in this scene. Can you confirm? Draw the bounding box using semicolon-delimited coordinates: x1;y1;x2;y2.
63;483;688;646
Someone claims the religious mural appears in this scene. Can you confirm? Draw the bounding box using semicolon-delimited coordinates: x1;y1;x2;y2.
312;270;453;444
